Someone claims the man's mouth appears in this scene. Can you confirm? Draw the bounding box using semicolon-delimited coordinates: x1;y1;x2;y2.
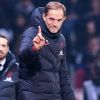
0;53;4;55
51;27;58;30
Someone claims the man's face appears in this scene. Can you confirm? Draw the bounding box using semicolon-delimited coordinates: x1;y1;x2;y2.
0;37;9;60
43;9;66;33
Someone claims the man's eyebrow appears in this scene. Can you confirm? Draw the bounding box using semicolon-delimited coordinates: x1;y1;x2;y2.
49;18;55;20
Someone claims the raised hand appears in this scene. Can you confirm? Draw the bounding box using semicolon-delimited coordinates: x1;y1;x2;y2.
32;26;45;50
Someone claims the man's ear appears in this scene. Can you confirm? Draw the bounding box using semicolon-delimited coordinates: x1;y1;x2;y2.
63;16;66;21
7;46;9;52
42;13;46;21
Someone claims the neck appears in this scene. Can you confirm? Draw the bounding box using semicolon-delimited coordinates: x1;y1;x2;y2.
42;23;60;39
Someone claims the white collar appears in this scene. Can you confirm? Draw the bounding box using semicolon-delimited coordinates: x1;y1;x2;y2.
0;58;6;66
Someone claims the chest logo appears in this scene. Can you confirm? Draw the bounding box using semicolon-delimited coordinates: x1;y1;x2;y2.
4;77;13;82
3;72;13;82
59;50;64;55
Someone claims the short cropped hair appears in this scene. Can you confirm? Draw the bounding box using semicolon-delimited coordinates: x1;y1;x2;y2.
44;1;66;16
0;34;9;46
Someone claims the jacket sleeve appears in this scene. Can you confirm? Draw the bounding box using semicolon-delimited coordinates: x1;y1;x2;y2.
18;27;41;65
18;27;39;56
18;27;40;79
59;39;76;100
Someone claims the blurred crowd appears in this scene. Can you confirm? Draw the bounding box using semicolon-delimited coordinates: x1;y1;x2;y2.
0;0;100;99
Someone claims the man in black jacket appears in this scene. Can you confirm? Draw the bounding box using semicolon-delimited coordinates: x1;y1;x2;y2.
0;34;18;100
18;1;76;100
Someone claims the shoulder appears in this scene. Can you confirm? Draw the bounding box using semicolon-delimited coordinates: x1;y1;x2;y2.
60;34;65;40
60;34;66;44
6;51;18;68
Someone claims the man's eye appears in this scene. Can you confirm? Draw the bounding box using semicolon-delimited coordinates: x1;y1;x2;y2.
58;19;62;22
2;45;6;47
49;18;54;21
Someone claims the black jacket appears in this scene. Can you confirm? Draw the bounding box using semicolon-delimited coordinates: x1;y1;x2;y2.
18;7;76;100
0;51;18;100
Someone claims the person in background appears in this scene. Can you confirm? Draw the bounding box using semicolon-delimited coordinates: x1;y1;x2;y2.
0;34;18;100
83;54;100;100
17;1;76;100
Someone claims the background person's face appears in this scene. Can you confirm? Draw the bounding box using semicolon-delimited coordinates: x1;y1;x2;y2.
0;37;9;60
43;9;65;33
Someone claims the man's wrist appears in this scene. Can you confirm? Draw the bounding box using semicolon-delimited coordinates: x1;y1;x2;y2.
32;45;39;51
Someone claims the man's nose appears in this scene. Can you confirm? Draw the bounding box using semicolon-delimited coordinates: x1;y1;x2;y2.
53;21;58;26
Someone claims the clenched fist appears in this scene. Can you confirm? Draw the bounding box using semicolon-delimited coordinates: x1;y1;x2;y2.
32;26;45;50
